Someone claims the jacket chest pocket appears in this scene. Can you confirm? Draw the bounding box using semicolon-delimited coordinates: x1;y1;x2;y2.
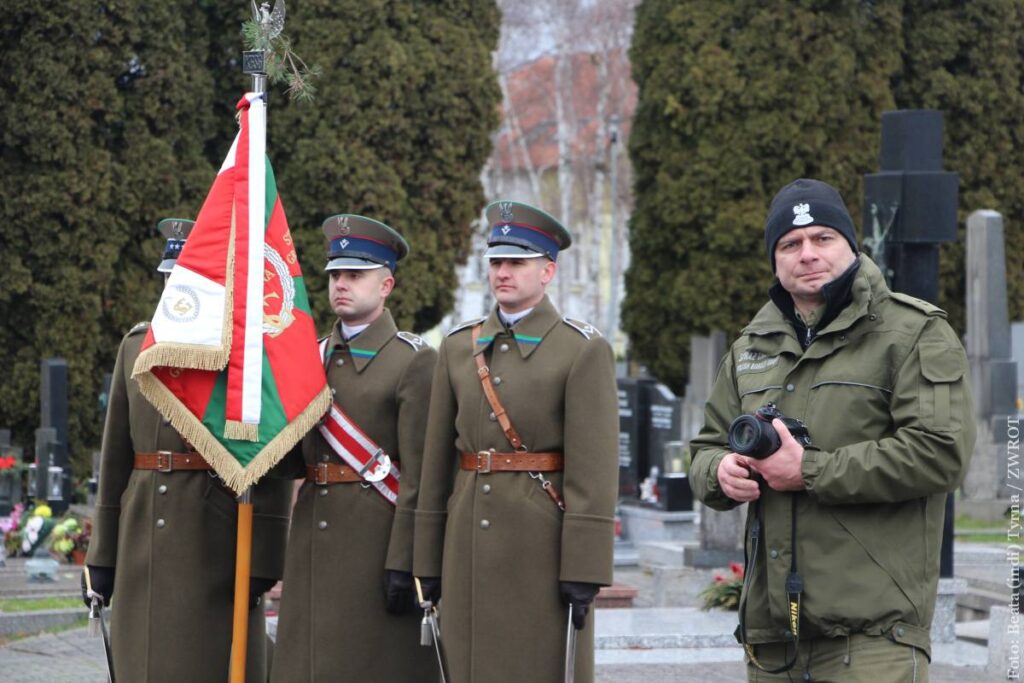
805;376;892;448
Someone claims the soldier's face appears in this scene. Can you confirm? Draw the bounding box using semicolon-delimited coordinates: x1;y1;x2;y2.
774;226;856;307
328;267;394;325
488;257;556;313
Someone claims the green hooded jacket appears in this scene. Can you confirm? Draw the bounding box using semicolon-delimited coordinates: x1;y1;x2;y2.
689;255;976;657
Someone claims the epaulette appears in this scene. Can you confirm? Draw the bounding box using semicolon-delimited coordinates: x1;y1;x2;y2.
447;317;487;336
562;317;602;340
396;331;428;351
127;321;150;336
888;292;946;318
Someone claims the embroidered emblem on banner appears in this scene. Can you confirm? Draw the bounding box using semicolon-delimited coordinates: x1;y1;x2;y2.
792;203;814;226
161;285;201;323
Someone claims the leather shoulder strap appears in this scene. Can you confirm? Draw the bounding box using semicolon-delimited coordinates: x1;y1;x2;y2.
471;324;524;451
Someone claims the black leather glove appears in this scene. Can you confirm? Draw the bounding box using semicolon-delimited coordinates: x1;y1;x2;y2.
417;576;442;605
384;570;417;615
249;576;277;609
81;565;115;608
560;581;601;630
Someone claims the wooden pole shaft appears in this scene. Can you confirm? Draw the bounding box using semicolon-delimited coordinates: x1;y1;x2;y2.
229;498;254;683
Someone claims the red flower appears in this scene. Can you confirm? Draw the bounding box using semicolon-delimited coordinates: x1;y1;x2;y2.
0;456;16;470
714;574;726;583
729;562;744;577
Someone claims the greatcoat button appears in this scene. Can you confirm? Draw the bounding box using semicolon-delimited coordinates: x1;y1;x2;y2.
785;383;795;392
480;519;491;529
319;488;328;497
489;412;497;421
156;519;166;528
336;359;345;367
869;314;877;321
331;388;337;397
770;549;778;559
839;334;847;342
896;627;905;637
158;485;167;495
318;521;328;530
321;454;330;462
499;343;509;352
482;484;492;494
493;377;502;385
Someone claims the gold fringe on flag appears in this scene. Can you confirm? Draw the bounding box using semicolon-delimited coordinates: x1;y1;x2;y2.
134;373;332;495
224;420;260;442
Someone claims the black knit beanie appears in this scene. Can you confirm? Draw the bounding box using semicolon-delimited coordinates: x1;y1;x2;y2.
764;179;858;272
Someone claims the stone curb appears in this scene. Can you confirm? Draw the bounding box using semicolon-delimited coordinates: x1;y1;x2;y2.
0;608;86;636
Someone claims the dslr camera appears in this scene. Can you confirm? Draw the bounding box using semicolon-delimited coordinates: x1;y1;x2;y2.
727;403;811;459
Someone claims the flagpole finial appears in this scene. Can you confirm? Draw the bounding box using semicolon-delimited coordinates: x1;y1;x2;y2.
241;0;319;102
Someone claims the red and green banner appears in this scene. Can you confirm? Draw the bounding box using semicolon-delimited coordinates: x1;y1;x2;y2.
133;93;330;494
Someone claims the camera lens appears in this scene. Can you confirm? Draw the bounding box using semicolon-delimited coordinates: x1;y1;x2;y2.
728;415;762;455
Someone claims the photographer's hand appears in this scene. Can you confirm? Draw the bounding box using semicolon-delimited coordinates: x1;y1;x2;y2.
747;419;806;492
717;452;761;502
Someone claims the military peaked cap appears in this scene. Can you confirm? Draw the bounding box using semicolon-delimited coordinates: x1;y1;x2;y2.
483;200;572;261
157;218;195;273
322;214;409;272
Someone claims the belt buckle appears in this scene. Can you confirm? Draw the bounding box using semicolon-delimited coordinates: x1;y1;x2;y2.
476;450;492;474
359;449;391;483
314;463;329;485
156;450;173;473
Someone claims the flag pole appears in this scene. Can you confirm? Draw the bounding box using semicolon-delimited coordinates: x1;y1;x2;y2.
230;5;271;678
229;488;254;683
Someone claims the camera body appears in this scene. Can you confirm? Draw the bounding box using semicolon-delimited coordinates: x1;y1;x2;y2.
727;403;811;459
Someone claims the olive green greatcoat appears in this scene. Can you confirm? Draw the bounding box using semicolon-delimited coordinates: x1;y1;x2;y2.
87;324;292;683
689;256;976;659
271;310;438;682
414;295;619;683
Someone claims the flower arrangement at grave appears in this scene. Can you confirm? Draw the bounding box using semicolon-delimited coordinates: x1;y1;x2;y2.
699;561;745;611
50;514;90;563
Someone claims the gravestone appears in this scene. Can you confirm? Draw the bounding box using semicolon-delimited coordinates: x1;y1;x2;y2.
961;210;1018;521
682;332;745;568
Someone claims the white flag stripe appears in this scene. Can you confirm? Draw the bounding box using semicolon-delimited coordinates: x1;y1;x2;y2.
218;133;239;175
241;93;266;425
151;266;226;346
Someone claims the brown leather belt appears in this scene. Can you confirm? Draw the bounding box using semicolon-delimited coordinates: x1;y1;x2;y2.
460;451;562;474
134;451;212;472
305;463;364;485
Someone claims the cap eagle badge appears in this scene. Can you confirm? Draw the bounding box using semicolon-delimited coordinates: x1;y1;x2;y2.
498;201;515;223
792;203;814;226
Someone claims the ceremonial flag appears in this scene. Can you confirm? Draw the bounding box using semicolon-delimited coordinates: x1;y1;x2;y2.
132;93;330;494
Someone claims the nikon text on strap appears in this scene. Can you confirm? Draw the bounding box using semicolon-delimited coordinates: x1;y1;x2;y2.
471;324;565;511
318;337;401;505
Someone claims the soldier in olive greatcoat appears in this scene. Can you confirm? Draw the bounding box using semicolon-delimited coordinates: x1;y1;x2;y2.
270;215;437;682
85;218;292;683
413;201;620;683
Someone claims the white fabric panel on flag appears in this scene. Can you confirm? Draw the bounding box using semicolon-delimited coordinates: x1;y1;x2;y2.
152;267;227;347
316;337;400;505
218;132;239;174
241;92;266;426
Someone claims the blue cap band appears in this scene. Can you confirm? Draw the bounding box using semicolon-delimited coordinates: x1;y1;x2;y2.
328;235;398;271
162;239;185;262
488;223;561;260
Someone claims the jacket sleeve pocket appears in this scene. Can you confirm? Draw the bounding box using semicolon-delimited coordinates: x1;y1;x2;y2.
918;342;965;432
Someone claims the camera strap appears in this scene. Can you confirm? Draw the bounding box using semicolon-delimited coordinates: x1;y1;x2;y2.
737;491;804;674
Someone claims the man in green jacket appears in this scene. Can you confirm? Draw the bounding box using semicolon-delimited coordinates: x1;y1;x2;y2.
689;179;975;681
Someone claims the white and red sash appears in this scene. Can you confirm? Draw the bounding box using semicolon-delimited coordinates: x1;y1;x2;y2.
317;338;400;505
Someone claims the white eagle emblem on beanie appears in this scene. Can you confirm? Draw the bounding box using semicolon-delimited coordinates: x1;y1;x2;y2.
792;203;814;226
